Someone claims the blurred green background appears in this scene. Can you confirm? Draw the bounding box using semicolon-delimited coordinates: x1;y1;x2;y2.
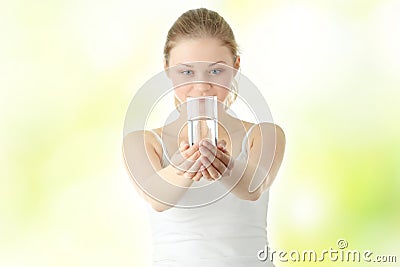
1;0;399;266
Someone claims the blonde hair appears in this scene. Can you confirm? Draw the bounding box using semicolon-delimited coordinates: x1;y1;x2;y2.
164;8;239;108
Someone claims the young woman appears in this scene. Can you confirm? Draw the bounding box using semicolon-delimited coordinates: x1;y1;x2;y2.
123;8;285;267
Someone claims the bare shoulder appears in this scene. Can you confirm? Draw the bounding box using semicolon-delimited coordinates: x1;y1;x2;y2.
247;122;286;142
260;122;285;135
123;130;162;152
124;130;153;142
239;120;284;133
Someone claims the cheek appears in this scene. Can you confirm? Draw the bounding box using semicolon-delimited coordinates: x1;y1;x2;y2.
216;86;230;101
174;85;191;101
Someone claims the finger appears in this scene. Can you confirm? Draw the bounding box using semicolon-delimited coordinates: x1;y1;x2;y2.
170;142;192;168
184;157;204;181
182;156;201;179
172;145;188;162
208;154;228;176
200;139;217;154
179;151;201;172
198;145;216;167
176;150;201;174
179;141;190;152
199;143;230;168
201;156;222;179
217;139;227;150
187;158;203;175
199;145;227;172
201;167;212;180
181;143;199;159
218;143;229;154
170;150;186;170
184;170;200;180
191;170;203;181
215;147;231;167
199;164;213;181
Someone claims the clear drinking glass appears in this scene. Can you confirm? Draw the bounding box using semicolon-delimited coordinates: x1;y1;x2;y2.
186;96;218;146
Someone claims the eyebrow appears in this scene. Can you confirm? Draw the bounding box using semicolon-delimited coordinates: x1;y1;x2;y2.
178;61;227;68
209;61;227;66
179;63;194;68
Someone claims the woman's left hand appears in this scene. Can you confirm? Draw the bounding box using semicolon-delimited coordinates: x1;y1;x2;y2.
198;139;233;180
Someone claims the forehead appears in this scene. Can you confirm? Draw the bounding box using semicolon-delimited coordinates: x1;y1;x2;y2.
169;38;233;66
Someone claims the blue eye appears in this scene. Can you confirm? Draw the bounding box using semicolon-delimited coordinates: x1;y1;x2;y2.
181;70;194;76
210;69;222;75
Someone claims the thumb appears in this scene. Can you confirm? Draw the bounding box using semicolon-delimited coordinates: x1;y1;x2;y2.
217;139;227;149
179;140;190;151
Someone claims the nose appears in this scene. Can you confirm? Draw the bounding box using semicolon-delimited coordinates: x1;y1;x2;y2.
193;82;211;94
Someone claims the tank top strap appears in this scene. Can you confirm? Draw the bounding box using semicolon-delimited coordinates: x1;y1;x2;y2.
148;130;170;168
240;123;258;155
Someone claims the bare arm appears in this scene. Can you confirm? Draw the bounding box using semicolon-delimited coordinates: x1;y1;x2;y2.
200;123;286;201
122;131;202;212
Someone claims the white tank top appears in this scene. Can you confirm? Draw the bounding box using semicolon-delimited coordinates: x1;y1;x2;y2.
146;126;275;267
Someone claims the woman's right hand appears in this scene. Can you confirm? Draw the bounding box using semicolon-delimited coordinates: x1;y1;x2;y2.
170;141;204;181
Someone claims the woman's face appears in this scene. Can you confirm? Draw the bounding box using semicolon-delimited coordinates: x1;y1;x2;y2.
167;38;240;104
